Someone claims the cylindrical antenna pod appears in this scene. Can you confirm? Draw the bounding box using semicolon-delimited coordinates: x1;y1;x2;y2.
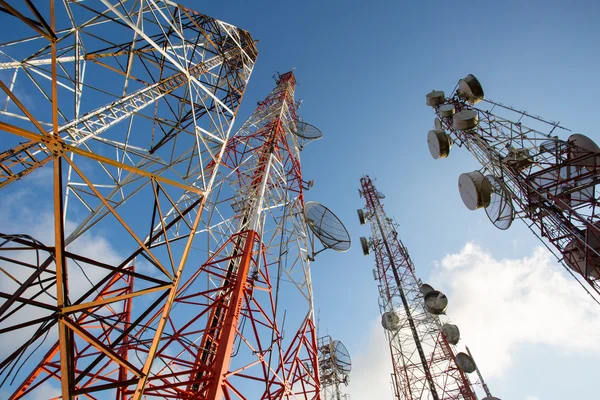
427;129;452;159
439;104;456;117
357;209;366;225
453;109;479;130
423;290;448;315
457;74;484;105
381;311;400;331
360;237;370;256
426;90;445;107
455;352;477;373
434;117;443;130
419;283;435;296
458;171;492;210
442;324;460;345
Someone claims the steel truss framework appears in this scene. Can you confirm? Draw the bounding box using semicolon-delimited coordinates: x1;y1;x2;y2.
359;176;475;400
158;70;322;399
317;336;349;400
430;85;600;301
7;251;136;399
0;1;257;398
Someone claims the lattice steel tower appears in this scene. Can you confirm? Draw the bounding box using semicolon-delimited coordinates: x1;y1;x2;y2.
318;336;351;400
125;70;350;399
0;1;257;399
358;176;494;400
425;74;600;302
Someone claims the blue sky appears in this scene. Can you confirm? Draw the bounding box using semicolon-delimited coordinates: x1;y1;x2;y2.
1;0;600;399
180;0;600;398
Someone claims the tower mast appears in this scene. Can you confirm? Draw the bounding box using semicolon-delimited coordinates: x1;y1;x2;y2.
129;71;344;398
426;74;600;302
359;175;476;400
0;2;257;398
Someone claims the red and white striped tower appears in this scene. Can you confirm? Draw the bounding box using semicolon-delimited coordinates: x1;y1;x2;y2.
358;175;478;400
130;71;336;399
425;74;600;302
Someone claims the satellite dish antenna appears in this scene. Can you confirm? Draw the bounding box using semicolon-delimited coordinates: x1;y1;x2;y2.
427;129;452;159
457;74;484;105
291;121;323;140
290;120;323;149
483;175;515;230
423;290;448;315
442;323;460;345
568;133;600;170
455;352;477;373
304;201;351;258
330;340;352;375
434;117;443;130
376;191;385;199
459;171;492;210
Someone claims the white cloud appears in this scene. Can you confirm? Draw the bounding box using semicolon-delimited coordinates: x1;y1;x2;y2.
430;242;600;379
345;319;394;399
30;382;60;400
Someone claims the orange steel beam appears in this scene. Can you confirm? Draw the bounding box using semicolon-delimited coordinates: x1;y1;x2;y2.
61;316;143;378
131;193;210;400
47;1;75;397
61;283;171;314
0;0;55;41
0;120;205;195
204;229;257;399
0;81;47;136
118;271;134;400
11;268;136;399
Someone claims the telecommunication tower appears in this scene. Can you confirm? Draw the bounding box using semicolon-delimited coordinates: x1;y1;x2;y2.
318;336;351;400
0;1;257;399
358;176;498;400
425;74;600;302
122;70;351;398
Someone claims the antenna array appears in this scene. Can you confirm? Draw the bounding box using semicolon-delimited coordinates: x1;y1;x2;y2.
426;74;600;302
358;175;497;400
